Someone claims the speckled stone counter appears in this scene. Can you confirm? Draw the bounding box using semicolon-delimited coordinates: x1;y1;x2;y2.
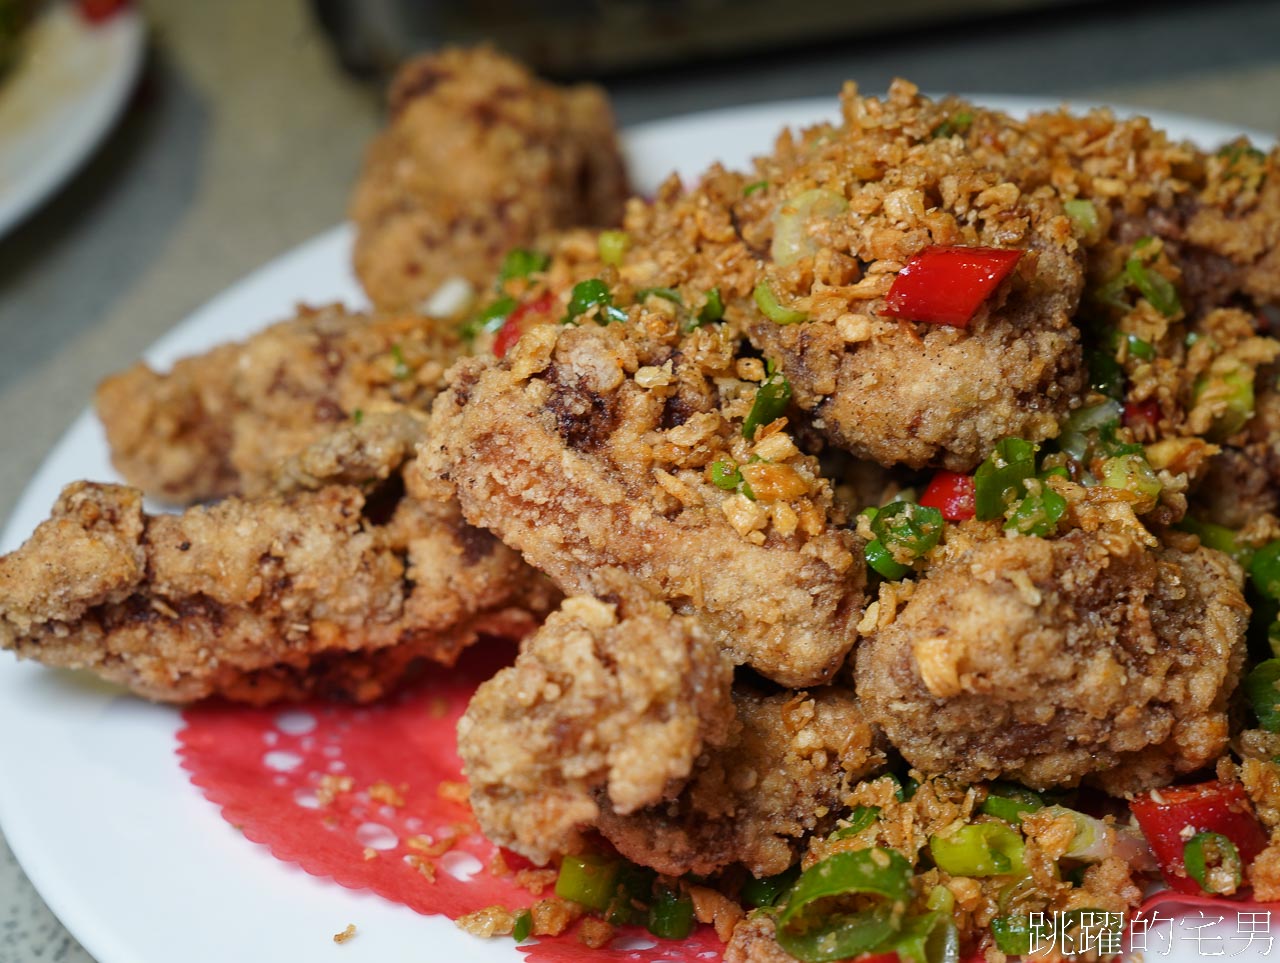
2;0;1279;958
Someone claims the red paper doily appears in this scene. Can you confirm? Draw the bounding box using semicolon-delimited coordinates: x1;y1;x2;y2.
177;642;722;963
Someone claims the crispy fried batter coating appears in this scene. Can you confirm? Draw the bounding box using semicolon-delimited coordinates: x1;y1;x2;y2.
350;47;628;312
457;595;734;865
95;303;462;504
736;81;1085;471
0;471;555;704
595;686;885;878
855;515;1248;793
421;314;865;688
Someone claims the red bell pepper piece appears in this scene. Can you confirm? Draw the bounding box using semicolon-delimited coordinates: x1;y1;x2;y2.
882;246;1023;327
1124;399;1161;432
1130;780;1269;895
920;470;976;521
494;292;555;359
77;0;130;23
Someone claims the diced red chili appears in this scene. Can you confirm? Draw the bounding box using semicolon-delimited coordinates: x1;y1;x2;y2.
1130;780;1268;895
919;470;976;521
77;0;130;23
882;246;1023;327
1124;399;1162;431
494;293;555;359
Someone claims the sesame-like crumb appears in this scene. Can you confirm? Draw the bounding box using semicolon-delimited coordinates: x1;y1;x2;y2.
368;780;406;807
514;867;558;896
406;853;436;881
530;897;582;937
316;774;354;806
437;780;470;805
362;847;378;861
456;905;516;938
333;923;356;944
578;917;615;949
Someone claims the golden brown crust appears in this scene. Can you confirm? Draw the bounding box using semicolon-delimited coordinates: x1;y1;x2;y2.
350;47;628;311
457;595;734;865
95;303;462;505
0;476;555;704
420;316;865;688
596;686;886;878
855;515;1248;792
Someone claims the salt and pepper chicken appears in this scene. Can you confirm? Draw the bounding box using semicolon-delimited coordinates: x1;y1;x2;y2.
7;53;1280;963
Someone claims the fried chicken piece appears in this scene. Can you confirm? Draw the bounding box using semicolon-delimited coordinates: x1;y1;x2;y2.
457;595;734;865
350;47;628;312
855;514;1248;793
0;469;556;704
420;312;865;688
95;303;462;504
733;81;1085;472
595;686;885;878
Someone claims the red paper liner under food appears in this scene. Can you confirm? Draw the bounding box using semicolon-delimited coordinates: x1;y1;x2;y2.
177;641;722;963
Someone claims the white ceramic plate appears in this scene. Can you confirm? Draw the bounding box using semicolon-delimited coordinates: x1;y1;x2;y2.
0;0;145;238
0;97;1274;963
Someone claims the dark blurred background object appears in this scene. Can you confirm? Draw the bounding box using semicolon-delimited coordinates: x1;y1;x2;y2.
311;0;1100;80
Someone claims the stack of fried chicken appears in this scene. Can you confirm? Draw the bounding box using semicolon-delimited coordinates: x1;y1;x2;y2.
4;47;1280;962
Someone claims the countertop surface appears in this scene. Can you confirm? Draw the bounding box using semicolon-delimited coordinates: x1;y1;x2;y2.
2;0;1279;959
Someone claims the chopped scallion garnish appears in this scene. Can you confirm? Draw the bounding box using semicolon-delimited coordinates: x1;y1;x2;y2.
753;280;808;324
564;279;628;325
554;854;619;911
597;230;630;267
499;248;550;283
742;367;792;439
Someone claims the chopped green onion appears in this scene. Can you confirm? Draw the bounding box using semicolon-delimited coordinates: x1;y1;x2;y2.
709;460;743;491
1063;199;1099;238
1124;333;1156;360
742;368;792;439
1245;659;1280;732
564;279;628;325
775;848;912;963
352;408;364;425
512;909;532;942
646;885;695;940
1252;541;1280;600
554;854;620;911
693;288;725;328
741;865;800;908
991;915;1051;956
1058;400;1124;462
1099;452;1163;500
390;344;411;380
1194;366;1255;441
1183;831;1243;894
597;230;630;267
980;784;1044;824
928;822;1027;877
754;280;808;324
1177;517;1254;566
871;501;945;564
461;296;517;340
1004;487;1067;537
925;885;954;915
830;805;880;840
931;111;974;139
744;180;769;196
973;438;1038;520
635;286;683;307
1125;239;1182;317
499;248;550;283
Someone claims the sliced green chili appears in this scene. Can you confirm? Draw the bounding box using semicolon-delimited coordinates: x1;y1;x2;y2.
742;368;792;439
499;247;550;283
931;111;974;139
1004;488;1066;537
1099;452;1162;500
775;848;912;963
929;822;1027;877
564;278;627;325
892;912;960;963
512;909;532;942
693;287;725;327
830;805;881;840
973;438;1038;520
865;538;911;580
1252;541;1280;600
744;180;769;196
991;915;1051;956
635;286;683;306
871;501;945;564
554;854;620;911
709;460;743;491
646;885;694;940
754;280;808;324
1245;659;1280;732
461;295;517;340
741;865;801;909
980;784;1044;825
1184;831;1243;894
